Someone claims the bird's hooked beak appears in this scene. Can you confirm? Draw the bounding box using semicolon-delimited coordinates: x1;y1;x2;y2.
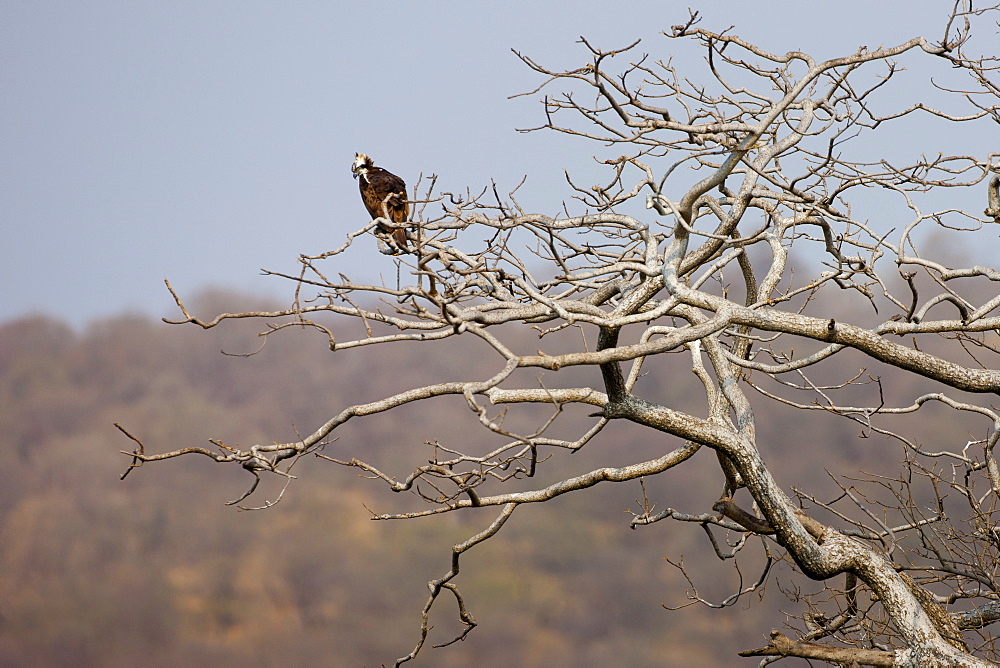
351;165;360;180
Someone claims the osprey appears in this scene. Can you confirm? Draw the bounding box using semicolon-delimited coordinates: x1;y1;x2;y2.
351;153;410;253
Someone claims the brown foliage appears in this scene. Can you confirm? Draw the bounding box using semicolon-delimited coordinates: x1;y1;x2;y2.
3;284;991;664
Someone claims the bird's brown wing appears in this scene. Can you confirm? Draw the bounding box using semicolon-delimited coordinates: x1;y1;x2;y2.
361;168;409;250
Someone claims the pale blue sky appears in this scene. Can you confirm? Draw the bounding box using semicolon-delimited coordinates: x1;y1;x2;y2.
2;1;993;325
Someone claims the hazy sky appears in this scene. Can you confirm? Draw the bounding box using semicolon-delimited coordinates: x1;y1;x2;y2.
2;1;993;326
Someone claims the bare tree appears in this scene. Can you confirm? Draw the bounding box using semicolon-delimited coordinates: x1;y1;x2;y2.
121;4;1000;666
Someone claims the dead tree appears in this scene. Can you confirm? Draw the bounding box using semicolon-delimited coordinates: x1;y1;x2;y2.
121;4;1000;666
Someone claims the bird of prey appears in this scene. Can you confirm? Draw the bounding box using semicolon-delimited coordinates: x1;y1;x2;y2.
351;153;410;253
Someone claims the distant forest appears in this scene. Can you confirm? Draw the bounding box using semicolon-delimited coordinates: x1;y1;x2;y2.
0;290;967;666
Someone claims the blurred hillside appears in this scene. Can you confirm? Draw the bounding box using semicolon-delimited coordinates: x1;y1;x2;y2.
0;289;974;666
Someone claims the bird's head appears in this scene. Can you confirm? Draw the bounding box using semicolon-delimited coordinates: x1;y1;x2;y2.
351;152;373;180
